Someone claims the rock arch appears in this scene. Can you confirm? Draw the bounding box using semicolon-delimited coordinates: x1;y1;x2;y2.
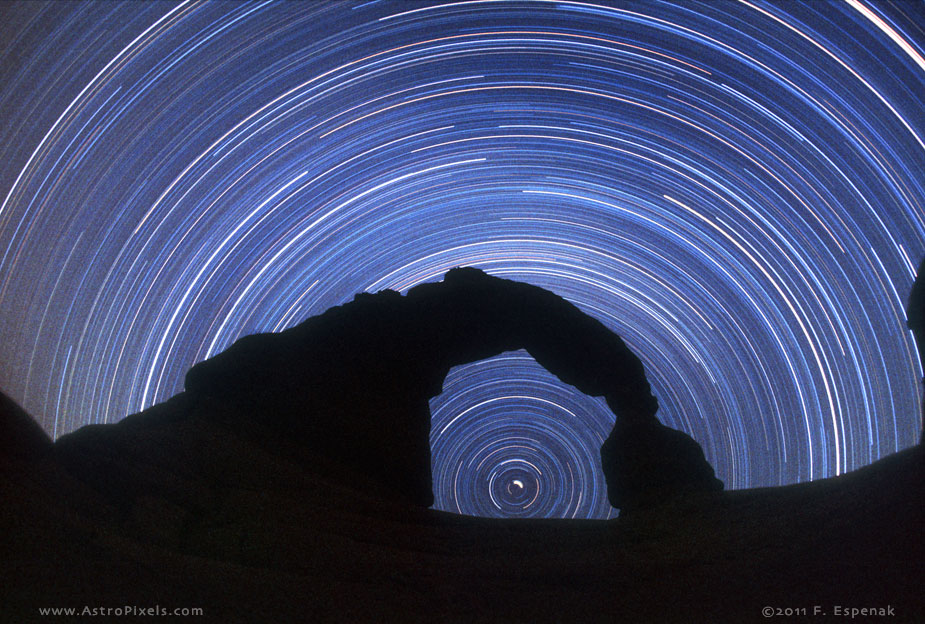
185;267;722;511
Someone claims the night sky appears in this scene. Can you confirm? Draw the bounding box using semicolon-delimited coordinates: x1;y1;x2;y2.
0;1;922;519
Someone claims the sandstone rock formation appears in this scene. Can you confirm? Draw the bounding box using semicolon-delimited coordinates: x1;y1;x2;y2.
180;266;719;510
601;417;723;512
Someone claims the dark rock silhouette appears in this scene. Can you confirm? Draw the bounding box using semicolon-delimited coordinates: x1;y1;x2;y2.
601;417;723;512
907;256;925;439
3;404;922;622
0;390;52;462
179;266;719;510
907;257;925;353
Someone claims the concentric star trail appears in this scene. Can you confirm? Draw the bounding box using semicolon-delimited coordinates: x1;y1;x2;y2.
1;1;922;518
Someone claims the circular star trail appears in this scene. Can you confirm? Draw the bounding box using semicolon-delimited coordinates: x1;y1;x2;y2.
0;1;922;519
431;351;615;518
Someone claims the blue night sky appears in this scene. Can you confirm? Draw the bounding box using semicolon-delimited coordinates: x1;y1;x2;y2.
0;1;922;519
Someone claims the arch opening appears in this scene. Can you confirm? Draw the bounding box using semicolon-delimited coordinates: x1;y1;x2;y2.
429;349;617;519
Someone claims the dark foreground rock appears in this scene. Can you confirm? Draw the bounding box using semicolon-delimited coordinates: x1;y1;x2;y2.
907;256;925;440
0;392;51;462
2;422;921;622
601;418;724;512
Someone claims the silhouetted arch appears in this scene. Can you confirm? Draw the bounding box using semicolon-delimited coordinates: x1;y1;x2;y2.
185;267;718;510
403;267;659;418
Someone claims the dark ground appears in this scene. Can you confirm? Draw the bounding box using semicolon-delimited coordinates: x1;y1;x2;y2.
1;406;921;623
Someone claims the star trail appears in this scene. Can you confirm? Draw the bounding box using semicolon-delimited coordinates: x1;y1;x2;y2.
0;1;922;519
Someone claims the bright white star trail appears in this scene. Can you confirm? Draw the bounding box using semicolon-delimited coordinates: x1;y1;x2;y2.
0;1;922;519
